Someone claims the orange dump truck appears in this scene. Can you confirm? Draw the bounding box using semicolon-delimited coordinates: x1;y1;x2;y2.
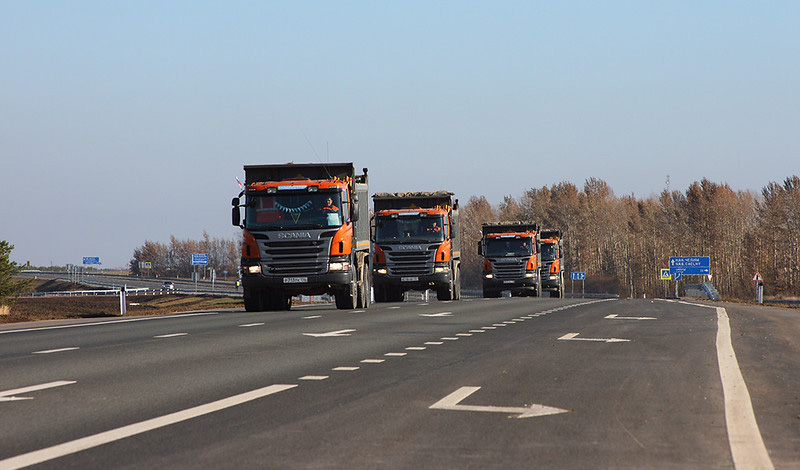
539;229;565;297
232;163;370;311
478;222;541;298
371;191;461;301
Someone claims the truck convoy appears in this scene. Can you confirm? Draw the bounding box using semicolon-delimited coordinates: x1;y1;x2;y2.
539;229;565;298
371;191;461;302
232;163;370;311
478;222;541;298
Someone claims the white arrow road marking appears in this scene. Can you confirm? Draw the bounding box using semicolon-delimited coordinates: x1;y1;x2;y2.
303;329;356;337
419;312;453;317
605;314;656;320
430;386;569;419
0;384;297;470
0;381;76;402
558;332;630;343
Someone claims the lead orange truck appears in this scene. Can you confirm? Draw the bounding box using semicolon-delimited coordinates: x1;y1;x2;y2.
232;163;370;311
371;191;461;302
478;222;541;298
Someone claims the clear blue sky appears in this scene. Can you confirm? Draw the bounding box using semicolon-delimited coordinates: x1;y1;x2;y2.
2;1;798;268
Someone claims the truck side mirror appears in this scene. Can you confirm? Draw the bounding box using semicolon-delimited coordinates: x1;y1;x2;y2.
231;197;241;226
477;241;483;256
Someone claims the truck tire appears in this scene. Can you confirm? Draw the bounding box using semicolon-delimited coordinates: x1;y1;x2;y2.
437;283;453;301
483;289;500;298
357;260;370;309
453;266;461;300
335;264;358;309
244;289;262;312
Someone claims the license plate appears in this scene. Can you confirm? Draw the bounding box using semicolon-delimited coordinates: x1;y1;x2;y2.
283;277;307;283
503;280;514;284
401;276;419;282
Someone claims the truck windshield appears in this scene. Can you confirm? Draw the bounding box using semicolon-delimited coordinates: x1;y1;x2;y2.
375;215;445;243
540;242;557;261
484;237;533;257
245;191;343;230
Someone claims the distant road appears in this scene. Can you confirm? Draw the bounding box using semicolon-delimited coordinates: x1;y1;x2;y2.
0;297;797;469
18;271;240;296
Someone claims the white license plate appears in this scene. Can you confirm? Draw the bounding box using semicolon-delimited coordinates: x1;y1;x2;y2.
503;280;514;284
283;277;308;283
401;276;419;282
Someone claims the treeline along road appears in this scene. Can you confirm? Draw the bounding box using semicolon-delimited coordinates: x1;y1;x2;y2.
1;296;798;469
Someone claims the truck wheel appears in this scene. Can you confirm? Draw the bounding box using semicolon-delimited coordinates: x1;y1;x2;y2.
335;265;358;309
356;260;370;309
244;290;262;312
437;284;453;301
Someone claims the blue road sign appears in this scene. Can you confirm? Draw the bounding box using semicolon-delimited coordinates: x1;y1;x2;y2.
82;257;100;265
191;253;209;266
669;256;710;275
571;272;586;281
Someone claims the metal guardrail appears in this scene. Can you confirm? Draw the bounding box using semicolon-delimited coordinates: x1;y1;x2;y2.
22;287;150;297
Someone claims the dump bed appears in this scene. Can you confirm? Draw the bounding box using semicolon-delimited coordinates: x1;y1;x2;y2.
482;222;539;235
244;162;360;184
539;229;562;240
372;191;455;211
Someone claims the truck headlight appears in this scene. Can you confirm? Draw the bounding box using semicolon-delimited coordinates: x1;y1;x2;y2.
329;261;350;272
484;274;494;279
375;268;387;275
247;265;262;274
434;266;449;274
525;272;536;278
550;275;558;280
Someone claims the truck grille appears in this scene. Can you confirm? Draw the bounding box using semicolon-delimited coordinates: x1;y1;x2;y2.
490;259;526;279
256;232;334;275
385;246;437;276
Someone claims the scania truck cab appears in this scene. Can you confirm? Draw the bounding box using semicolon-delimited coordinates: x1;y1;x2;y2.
371;191;460;302
539;229;565;298
232;162;370;311
478;222;541;298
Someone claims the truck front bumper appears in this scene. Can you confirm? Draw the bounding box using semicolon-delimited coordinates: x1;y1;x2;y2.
483;276;538;292
242;271;352;296
372;270;452;291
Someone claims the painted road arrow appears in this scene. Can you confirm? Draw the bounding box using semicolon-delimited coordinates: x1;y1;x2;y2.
558;332;630;343
0;380;76;402
303;329;356;337
429;386;569;419
604;314;656;320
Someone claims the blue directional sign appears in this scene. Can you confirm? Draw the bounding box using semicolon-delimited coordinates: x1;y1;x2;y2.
82;257;100;265
669;256;710;275
571;272;586;281
191;253;209;266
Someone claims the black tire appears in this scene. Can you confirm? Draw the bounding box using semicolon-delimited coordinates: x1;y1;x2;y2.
356;260;370;309
335;264;358;309
243;289;262;312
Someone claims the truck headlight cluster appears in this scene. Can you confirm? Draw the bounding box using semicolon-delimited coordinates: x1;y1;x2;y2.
484;273;494;279
375;268;388;275
329;261;350;272
247;265;262;274
525;272;537;278
434;266;449;274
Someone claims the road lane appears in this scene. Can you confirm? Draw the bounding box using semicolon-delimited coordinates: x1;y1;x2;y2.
0;297;795;469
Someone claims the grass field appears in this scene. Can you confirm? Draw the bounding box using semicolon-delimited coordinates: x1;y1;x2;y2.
1;279;243;324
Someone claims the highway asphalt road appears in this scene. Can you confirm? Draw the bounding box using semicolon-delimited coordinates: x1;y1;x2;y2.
1;297;798;469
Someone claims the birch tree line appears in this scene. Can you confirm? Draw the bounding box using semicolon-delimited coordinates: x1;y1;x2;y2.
460;176;800;299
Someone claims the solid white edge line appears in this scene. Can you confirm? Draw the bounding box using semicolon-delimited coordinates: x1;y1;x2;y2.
715;306;775;470
0;384;297;470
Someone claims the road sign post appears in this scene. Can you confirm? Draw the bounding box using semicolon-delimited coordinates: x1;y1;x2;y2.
191;254;209;294
753;272;763;303
570;272;586;298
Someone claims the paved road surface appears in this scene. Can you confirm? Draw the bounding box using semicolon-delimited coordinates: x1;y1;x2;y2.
1;297;798;469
